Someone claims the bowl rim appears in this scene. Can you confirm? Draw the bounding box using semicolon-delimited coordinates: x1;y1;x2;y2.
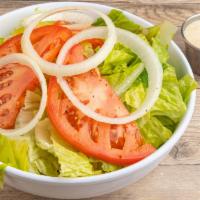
2;1;196;185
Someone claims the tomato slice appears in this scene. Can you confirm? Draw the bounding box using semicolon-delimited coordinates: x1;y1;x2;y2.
0;63;39;129
0;35;22;57
0;25;72;129
47;39;155;165
0;25;72;62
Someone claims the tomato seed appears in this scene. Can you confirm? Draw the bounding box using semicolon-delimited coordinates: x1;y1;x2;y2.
0;80;13;90
0;70;13;82
0;109;9;116
0;93;12;106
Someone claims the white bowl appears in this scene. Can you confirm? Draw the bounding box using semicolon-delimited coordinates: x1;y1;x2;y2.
0;2;196;199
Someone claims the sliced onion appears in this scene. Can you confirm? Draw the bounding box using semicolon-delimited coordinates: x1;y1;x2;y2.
115;63;144;95
21;7;116;76
22;11;94;30
57;27;163;124
0;53;47;137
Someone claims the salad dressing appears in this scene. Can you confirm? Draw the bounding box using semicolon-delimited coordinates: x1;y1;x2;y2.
184;20;200;48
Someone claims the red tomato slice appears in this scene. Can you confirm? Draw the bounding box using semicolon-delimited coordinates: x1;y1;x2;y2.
0;25;72;62
0;35;22;57
0;25;72;129
0;63;39;129
47;39;155;165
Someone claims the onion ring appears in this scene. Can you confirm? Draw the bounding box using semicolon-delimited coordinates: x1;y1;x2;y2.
21;7;116;76
0;53;47;137
22;11;94;30
57;27;163;124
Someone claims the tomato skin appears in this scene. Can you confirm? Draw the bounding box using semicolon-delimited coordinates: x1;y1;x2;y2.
0;25;72;62
63;38;104;64
0;63;39;129
0;35;21;57
47;77;155;166
0;25;72;129
47;38;155;166
32;25;72;62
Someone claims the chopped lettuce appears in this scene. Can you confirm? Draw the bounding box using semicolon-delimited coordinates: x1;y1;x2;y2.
28;133;59;177
179;75;198;103
152;37;169;63
0;135;29;171
0;9;197;180
0;37;4;45
151;64;187;123
0;163;6;190
121;82;146;112
96;11;197;148
99;43;140;75
145;21;176;63
51;134;97;177
0;134;30;188
35;118;119;177
137;114;172;148
93;9;142;34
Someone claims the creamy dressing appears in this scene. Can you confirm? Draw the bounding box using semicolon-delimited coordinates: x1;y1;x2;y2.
184;20;200;48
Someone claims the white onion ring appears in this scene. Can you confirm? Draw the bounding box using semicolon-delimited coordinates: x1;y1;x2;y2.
22;11;94;30
0;53;47;137
57;27;163;124
21;7;116;76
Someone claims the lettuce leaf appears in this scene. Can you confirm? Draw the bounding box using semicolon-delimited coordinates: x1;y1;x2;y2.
28;133;59;177
121;82;146;112
151;64;186;123
51;134;97;177
0;135;29;171
93;9;142;34
0;38;4;45
179;75;198;103
0;163;6;190
137;114;172;148
35;118;120;177
100;36;196;148
152;37;169;63
99;43;140;75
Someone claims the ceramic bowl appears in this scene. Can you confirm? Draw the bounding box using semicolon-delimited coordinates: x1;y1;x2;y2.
0;2;196;199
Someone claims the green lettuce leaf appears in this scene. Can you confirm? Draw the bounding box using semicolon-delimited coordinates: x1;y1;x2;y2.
152;37;169;63
100;39;196;148
28;133;59;177
121;82;146;112
0;163;6;190
179;75;198;103
93;9;142;34
151;64;186;123
0;135;29;171
0;38;4;45
51;134;97;177
99;43;140;75
137;114;172;148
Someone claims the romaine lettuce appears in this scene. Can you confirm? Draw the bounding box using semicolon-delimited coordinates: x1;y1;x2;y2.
179;75;198;103
0;163;6;190
93;9;142;34
28;133;59;177
35;118;120;177
0;135;29;171
95;10;197;148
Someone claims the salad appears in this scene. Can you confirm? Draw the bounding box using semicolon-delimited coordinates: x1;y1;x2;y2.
0;7;197;187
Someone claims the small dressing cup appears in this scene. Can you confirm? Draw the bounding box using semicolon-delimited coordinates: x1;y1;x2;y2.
181;13;200;75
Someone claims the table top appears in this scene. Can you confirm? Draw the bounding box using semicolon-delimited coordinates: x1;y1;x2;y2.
0;0;200;200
